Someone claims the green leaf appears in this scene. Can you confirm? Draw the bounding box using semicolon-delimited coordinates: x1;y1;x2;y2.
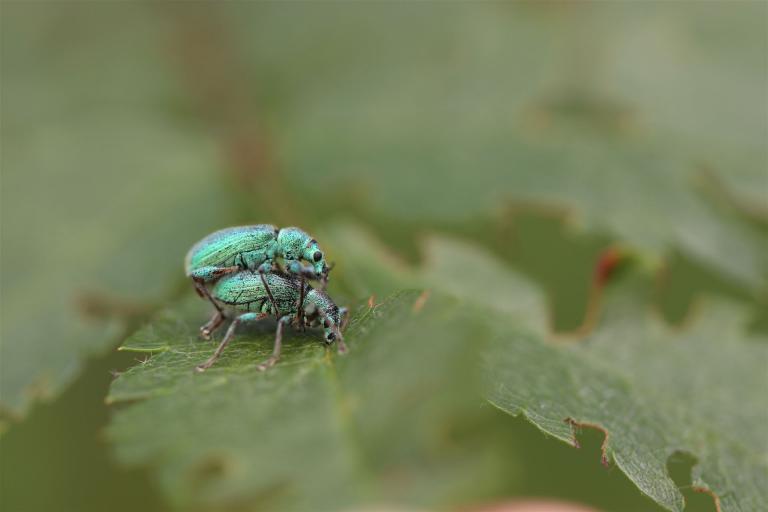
486;275;768;512
231;2;767;286
0;5;232;417
108;291;515;510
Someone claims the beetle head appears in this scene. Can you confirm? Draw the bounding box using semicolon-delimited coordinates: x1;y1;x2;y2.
304;289;341;343
302;239;327;279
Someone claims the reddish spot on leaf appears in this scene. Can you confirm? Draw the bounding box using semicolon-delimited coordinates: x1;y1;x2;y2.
412;290;431;313
593;246;625;289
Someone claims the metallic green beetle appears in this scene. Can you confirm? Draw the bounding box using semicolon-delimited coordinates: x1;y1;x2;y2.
185;225;330;329
195;271;348;372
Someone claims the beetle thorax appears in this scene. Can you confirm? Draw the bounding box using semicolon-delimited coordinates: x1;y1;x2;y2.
276;227;311;260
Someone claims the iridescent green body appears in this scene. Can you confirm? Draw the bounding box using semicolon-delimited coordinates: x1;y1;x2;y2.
185;225;328;282
185;224;279;276
210;272;343;343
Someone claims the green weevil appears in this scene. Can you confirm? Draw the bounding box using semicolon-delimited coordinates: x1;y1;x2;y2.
194;271;348;372
184;225;330;331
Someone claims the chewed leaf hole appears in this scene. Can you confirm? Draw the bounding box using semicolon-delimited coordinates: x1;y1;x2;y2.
566;419;610;468
666;451;718;512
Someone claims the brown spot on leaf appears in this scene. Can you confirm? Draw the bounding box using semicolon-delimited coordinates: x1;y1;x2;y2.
186;453;234;487
412;290;431;313
75;291;154;322
563;246;629;338
164;6;299;223
593;246;625;288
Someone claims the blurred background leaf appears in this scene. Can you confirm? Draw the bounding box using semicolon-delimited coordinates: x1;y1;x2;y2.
233;2;767;285
487;269;768;512
1;3;233;417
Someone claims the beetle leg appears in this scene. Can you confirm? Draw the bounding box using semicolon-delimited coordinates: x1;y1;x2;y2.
190;265;240;283
192;280;223;316
295;278;306;331
287;260;318;281
199;310;225;340
195;312;264;372
335;331;348;354
257;315;293;371
256;260;274;274
339;307;350;332
257;268;282;317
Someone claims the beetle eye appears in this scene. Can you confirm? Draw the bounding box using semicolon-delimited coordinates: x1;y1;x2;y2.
313;251;323;262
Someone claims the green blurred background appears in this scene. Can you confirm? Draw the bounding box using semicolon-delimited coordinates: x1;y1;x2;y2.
1;2;765;511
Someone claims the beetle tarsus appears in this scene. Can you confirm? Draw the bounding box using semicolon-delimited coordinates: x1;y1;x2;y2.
199;311;224;341
257;315;291;371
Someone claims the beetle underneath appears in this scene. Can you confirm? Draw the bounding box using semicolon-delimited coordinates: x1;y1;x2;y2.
194;271;348;372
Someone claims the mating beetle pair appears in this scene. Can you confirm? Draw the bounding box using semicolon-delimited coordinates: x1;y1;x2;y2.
185;225;347;372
